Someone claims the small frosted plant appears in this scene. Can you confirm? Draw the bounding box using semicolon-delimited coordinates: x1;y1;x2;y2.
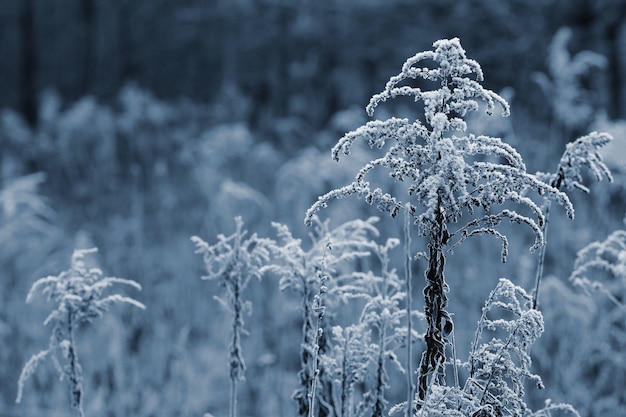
305;38;573;410
191;216;274;417
267;216;379;417
570;227;626;310
319;324;374;417
16;247;145;417
350;236;417;417
561;224;626;414
405;279;579;417
532;131;613;308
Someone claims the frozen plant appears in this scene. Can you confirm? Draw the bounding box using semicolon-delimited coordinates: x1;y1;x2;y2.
465;278;545;416
16;247;145;417
191;216;274;417
305;38;573;410
351;236;419;417
319;324;374;417
532;27;607;134
267;216;378;417
532;131;613;308
402;279;579;417
570;227;626;310
553;223;626;415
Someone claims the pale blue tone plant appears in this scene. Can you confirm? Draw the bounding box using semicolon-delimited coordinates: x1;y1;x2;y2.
16;248;145;417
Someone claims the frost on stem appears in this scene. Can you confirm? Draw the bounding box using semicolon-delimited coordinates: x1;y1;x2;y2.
531;131;612;308
464;279;545;417
192;216;274;417
16;248;145;417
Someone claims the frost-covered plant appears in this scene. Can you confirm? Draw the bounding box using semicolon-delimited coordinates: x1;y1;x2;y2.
16;247;145;417
403;278;578;417
266;216;378;417
305;38;573;408
570;228;626;310
532;27;607;133
355;237;414;417
191;216;274;417
465;278;545;417
556;226;626;415
541;131;613;193
320;324;374;417
532;131;613;308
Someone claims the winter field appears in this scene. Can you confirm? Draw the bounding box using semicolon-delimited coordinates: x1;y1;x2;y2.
1;2;626;417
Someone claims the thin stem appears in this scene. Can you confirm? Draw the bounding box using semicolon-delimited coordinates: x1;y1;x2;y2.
67;312;85;417
404;205;414;417
230;277;241;417
532;201;551;309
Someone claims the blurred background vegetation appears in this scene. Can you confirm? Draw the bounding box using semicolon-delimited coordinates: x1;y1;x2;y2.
1;1;625;416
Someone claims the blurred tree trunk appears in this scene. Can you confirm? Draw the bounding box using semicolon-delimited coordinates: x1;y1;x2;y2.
605;18;626;119
18;0;37;127
117;0;136;83
80;0;96;95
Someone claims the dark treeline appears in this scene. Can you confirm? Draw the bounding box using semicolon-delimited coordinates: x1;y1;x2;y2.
2;0;626;136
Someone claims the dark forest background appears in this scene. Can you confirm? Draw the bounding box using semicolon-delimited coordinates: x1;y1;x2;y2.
1;1;626;416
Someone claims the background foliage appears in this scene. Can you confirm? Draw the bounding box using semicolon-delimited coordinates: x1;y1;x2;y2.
1;1;625;416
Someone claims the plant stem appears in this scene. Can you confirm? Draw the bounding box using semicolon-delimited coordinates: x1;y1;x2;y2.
67;312;85;417
532;201;551;310
404;205;413;417
417;203;449;405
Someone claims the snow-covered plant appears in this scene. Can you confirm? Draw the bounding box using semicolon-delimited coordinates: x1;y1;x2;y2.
305;38;573;408
16;247;145;417
320;324;374;417
393;278;578;417
532;131;613;307
356;237;413;417
532;27;607;133
266;216;379;417
540;131;613;193
570;227;626;310
191;216;274;417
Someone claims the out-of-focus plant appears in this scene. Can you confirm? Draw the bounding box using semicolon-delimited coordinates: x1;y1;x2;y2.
403;278;579;417
191;216;274;417
16;248;145;417
319;324;374;417
266;216;378;417
532;27;607;137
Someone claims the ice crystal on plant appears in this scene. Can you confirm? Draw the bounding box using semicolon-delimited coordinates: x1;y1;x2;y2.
464;279;545;417
192;216;274;417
